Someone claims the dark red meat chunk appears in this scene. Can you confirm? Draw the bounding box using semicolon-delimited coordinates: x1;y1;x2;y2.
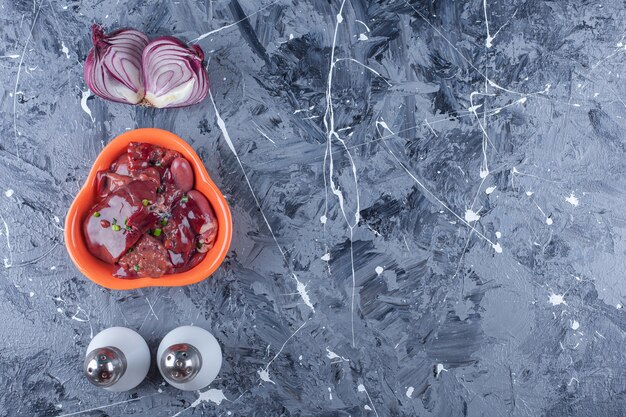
116;235;173;278
127;142;181;172
163;202;195;254
84;180;158;264
111;153;130;175
83;142;218;278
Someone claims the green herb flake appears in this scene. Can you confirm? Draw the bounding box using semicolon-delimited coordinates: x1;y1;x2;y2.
133;264;140;272
112;224;121;231
160;218;168;226
181;195;189;203
93;211;100;218
152;228;162;237
142;199;150;207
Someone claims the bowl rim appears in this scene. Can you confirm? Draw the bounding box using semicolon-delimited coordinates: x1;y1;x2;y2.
64;128;232;290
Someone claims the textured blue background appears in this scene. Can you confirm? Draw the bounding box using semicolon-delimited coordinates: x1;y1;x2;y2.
1;0;625;416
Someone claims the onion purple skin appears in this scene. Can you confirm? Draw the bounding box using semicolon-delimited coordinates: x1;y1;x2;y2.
84;24;149;105
142;36;209;109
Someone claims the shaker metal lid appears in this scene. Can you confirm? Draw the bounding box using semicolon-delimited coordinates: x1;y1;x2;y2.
84;346;127;388
160;343;202;383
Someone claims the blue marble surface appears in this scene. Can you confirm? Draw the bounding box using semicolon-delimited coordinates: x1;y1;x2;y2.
1;0;625;416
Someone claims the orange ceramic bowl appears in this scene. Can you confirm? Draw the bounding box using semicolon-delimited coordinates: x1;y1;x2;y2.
64;128;232;290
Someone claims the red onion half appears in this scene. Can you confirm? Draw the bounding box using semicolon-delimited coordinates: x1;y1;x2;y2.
84;27;209;108
85;25;148;105
142;37;209;109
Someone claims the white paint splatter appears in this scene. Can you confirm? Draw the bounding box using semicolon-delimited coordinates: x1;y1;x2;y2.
485;186;496;194
546;217;553;225
565;193;579;207
60;41;69;58
193;389;227;406
324;1;361;348
1;214;12;268
357;384;379;416
492;242;503;253
328;387;333;400
4;189;14;197
326;347;349;362
80;90;94;123
617;304;623;309
13;1;44;159
295;276;315;311
364;405;372;410
375;266;384;275
435;363;448;377
355;19;371;32
406;386;414;398
259;321;308;385
358;33;368;41
255;127;276;144
321;253;330;261
495;231;502;238
320;215;327;224
464;209;481;222
210;90;314;311
71;314;87;322
294;105;315;114
357;384;378;417
171;388;229;416
572;320;580;330
191;1;280;43
526;191;534;196
376;120;394;134
549;293;567;306
0;54;20;59
485;35;494;49
29;292;34;297
298;355;303;360
378;129;499;254
568;377;580;386
257;368;275;384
